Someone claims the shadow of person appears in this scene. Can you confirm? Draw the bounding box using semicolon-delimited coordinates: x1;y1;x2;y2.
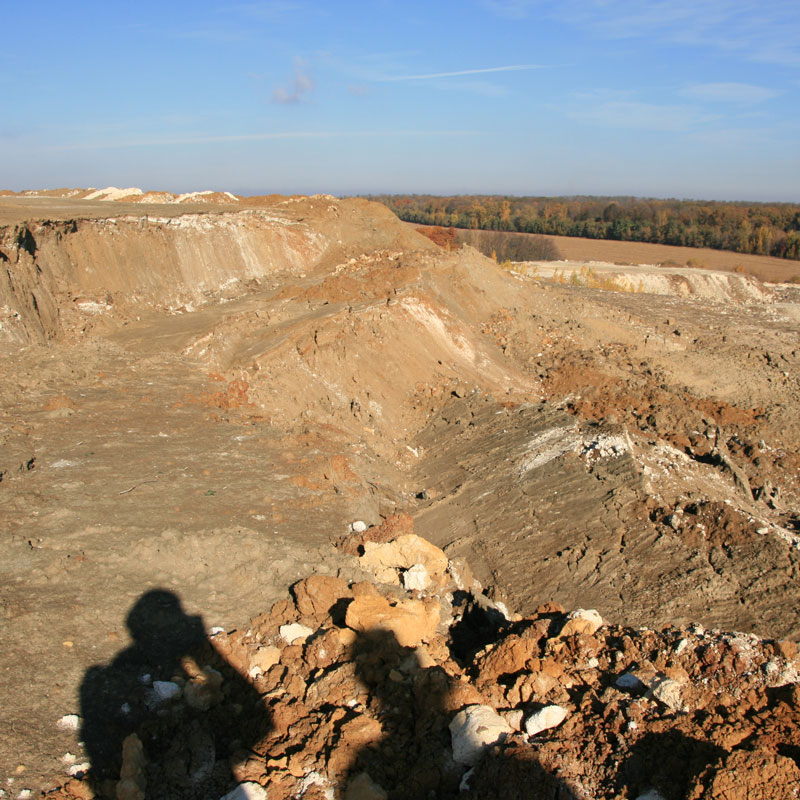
346;627;461;800
80;589;270;799
345;623;581;800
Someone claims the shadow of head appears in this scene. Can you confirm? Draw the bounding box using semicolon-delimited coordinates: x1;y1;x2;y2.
124;589;206;663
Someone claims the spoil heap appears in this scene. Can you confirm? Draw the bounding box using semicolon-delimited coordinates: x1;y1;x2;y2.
51;518;800;800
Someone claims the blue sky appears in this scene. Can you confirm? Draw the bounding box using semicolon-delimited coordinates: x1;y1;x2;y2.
2;0;799;200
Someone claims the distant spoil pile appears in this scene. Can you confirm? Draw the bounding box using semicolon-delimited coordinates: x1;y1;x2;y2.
52;517;800;800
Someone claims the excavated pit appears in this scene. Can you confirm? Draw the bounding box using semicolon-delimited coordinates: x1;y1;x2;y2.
1;192;799;797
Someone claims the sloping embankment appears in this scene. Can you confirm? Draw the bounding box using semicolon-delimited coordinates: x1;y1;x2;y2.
0;210;330;345
0;197;425;346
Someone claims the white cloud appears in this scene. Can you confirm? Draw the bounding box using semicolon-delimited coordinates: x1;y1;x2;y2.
681;82;780;103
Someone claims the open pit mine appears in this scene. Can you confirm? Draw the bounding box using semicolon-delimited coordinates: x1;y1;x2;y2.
1;190;799;800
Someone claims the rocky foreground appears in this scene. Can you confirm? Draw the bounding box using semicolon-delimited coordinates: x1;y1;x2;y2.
47;517;800;800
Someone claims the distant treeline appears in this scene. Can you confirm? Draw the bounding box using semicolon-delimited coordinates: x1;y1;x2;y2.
371;195;800;260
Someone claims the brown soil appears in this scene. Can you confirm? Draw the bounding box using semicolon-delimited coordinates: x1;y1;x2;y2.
1;193;799;797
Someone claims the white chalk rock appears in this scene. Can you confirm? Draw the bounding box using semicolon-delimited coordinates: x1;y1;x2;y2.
279;623;314;645
350;520;368;533
220;782;268;800
449;704;512;765
651;678;684;711
524;705;568;736
153;681;181;702
56;714;80;731
402;563;430;591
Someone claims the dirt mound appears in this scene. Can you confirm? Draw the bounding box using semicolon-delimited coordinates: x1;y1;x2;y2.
48;531;800;800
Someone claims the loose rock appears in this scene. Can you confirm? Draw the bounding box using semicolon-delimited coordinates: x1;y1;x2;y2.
524;705;568;736
449;704;513;765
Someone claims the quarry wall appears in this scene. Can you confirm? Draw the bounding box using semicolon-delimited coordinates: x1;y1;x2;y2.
0;210;328;345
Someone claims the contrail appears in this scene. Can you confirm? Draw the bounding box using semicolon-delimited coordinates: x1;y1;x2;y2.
379;64;546;80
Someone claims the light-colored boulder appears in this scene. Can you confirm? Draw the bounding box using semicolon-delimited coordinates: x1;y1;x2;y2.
345;594;440;648
559;609;603;637
360;534;448;585
651;678;684;711
449;704;512;765
615;672;646;691
148;681;181;707
524;705;568;736
402;563;430;591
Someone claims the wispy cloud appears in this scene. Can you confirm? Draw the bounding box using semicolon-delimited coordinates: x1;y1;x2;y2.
272;59;314;104
483;1;800;68
680;82;780;104
567;99;714;131
377;64;546;81
46;130;483;151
